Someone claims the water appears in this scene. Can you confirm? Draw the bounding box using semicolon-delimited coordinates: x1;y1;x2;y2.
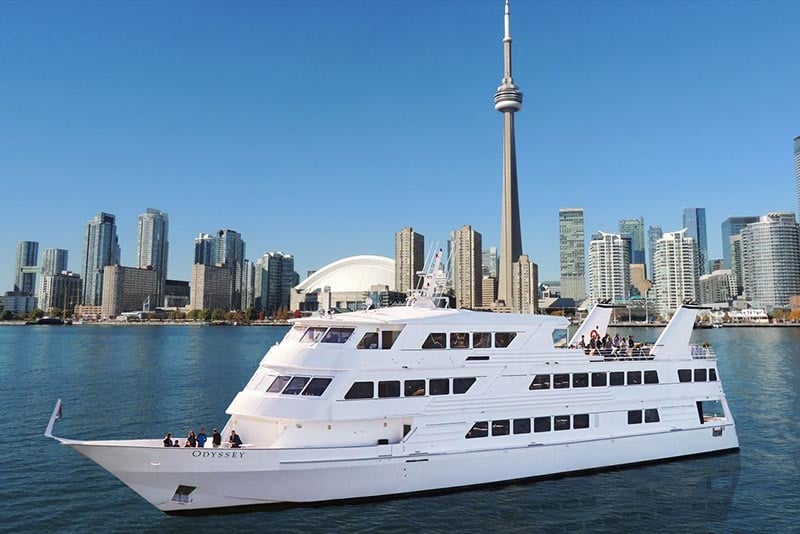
1;324;798;532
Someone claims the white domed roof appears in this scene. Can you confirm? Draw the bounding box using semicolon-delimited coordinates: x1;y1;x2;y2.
296;255;395;293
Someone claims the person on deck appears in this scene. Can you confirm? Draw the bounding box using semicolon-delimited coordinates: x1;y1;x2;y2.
163;433;173;447
197;428;207;448
229;430;243;448
212;428;222;448
186;430;197;447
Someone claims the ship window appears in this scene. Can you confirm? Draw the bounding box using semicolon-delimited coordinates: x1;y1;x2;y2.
321;327;355;344
573;373;589;388
628;410;643;424
282;376;310;395
610;372;624;386
300;327;326;343
678;369;692;382
171;485;196;503
495;332;517;348
267;375;291;393
699;399;725;423
378;380;401;398
553;374;570;389
344;381;374;400
529;374;551;390
453;377;476;394
694;369;707;382
709;369;717;381
466;421;488;439
627;371;642;385
357;332;379;349
472;332;491;348
513;418;531;434
301;377;333;396
382;330;401;350
644;370;659;384
422;333;446;349
554;415;571;431
404;380;426;397
450;333;469;349
573;414;590;429
492;420;510;436
429;378;449;396
645;409;660;423
591;372;607;387
533;416;551;433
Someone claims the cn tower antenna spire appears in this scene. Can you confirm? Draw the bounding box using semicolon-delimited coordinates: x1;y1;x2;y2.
494;0;525;308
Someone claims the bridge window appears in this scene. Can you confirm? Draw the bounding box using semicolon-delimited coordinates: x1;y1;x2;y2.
282;376;310;395
267;375;291;393
378;380;401;398
472;332;491;348
694;369;707;382
301;378;332;396
530;374;551;390
382;330;401;350
300;327;326;343
644;370;659;384
344;382;374;400
450;333;469;349
466;421;488;439
709;369;717;381
678;369;692;382
422;333;446;349
321;327;354;344
357;332;378;349
453;377;476;394
495;332;517;348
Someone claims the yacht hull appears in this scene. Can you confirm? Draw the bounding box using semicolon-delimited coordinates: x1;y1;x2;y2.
66;423;738;513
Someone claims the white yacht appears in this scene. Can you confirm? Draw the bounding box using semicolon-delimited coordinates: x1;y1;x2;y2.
46;251;738;513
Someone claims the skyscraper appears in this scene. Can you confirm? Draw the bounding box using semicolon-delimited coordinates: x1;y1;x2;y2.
720;216;758;269
741;212;800;310
512;254;538;314
81;212;120;306
136;208;169;305
647;225;663;278
255;252;296;316
795;136;800;216
394;227;425;295
216;229;246;310
495;0;525;306
14;241;39;295
588;232;630;304
559;208;586;301
482;247;498;278
682;208;708;275
619;217;645;266
653;229;698;317
194;233;217;265
452;225;482;309
41;248;68;276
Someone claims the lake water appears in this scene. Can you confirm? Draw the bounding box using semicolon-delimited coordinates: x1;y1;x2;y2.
1;324;798;532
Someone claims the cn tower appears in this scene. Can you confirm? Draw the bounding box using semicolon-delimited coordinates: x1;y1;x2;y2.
495;0;524;306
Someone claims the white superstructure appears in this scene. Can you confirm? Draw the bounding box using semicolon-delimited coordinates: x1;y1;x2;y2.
46;286;738;513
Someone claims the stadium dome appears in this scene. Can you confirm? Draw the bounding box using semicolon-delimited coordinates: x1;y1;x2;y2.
295;255;395;293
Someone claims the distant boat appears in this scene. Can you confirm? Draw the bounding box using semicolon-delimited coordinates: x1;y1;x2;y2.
712;323;723;329
33;317;65;325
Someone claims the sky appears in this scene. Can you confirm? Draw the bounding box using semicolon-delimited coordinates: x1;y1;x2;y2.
1;0;798;289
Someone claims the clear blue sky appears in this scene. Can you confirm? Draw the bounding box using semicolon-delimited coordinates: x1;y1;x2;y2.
1;0;798;288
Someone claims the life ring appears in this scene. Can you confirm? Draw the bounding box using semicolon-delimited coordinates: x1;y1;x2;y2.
590;329;599;340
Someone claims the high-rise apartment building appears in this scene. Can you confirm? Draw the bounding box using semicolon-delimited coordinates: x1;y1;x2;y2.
216;229;246;310
559;208;586;301
81;212;120;306
512;254;538;314
101;265;160;318
395;227;425;295
452;225;482;309
41;248;68;276
242;260;255;311
194;233;217;265
729;234;745;296
653;229;698;317
588;232;630;304
741;212;800;310
255;252;296;315
14;241;39;295
481;276;498;308
794;136;800;216
190;264;232;312
683;208;708;275
482;247;498;278
720;216;758;269
699;270;737;305
136;208;169;306
619;217;645;266
647;225;663;278
37;271;81;315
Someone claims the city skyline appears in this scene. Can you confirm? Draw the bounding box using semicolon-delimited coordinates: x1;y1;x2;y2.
1;1;798;289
